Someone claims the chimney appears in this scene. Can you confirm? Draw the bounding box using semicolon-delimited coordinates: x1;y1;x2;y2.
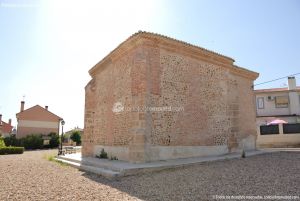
0;114;2;124
288;76;300;115
45;106;48;110
20;101;25;112
8;119;12;126
288;76;296;90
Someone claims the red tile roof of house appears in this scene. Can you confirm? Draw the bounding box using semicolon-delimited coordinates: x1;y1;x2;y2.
255;86;300;93
16;105;62;120
0;121;13;134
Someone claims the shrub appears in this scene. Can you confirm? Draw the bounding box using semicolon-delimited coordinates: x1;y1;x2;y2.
3;135;23;147
110;156;118;160
5;133;59;150
0;138;5;148
241;149;246;158
0;147;24;155
49;134;60;148
70;131;81;146
96;148;108;159
45;132;59;148
23;134;43;150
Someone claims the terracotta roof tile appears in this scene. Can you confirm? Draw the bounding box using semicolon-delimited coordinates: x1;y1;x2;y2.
134;31;235;61
0;121;13;133
255;86;300;93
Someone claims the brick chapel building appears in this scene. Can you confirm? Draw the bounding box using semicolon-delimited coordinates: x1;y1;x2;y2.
83;31;259;163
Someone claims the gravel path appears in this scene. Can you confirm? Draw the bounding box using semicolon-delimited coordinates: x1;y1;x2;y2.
0;150;299;201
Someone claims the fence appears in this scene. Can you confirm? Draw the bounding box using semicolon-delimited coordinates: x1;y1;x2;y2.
257;123;300;148
283;123;300;134
260;125;279;135
260;123;300;135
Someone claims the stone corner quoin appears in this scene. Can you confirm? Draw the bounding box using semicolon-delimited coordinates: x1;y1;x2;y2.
82;31;259;163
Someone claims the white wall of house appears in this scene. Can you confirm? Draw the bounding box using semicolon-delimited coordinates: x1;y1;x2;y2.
255;77;300;118
255;78;300;147
256;92;292;116
289;92;300;115
18;120;58;129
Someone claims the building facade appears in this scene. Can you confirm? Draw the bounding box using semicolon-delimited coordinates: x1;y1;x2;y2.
255;77;300;126
0;114;13;138
255;77;300;147
83;31;259;163
16;101;62;138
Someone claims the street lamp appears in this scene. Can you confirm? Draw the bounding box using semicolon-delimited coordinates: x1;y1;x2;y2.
58;120;65;155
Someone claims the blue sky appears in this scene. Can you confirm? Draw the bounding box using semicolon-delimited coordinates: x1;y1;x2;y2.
0;0;299;130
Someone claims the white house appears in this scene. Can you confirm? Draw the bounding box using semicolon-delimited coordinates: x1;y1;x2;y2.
255;77;300;147
255;76;300;126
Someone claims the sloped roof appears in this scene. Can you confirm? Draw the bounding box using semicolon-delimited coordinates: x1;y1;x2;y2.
0;121;13;134
16;105;62;121
255;86;300;93
89;31;258;80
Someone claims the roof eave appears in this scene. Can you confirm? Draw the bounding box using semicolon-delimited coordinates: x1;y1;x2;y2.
88;31;238;77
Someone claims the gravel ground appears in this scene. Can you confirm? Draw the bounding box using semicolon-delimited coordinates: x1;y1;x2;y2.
0;150;299;201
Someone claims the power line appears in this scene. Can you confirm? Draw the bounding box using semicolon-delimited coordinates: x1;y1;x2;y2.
253;72;300;87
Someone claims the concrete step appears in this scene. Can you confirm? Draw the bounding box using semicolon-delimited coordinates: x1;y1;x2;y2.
55;157;122;180
81;157;125;172
57;155;81;164
55;150;273;179
57;155;125;172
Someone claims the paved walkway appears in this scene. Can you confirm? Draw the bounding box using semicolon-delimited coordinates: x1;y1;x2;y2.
57;149;275;178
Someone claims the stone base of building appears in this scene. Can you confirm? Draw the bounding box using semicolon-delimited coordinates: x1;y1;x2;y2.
92;135;256;163
56;149;269;179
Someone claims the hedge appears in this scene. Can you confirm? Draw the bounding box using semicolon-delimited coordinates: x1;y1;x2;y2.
4;133;59;150
0;147;24;155
0;138;5;148
23;134;43;150
3;136;23;147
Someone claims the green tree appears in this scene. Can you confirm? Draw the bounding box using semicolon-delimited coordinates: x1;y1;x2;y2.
3;135;23;147
0;137;6;148
70;131;81;146
23;134;43;150
48;132;59;148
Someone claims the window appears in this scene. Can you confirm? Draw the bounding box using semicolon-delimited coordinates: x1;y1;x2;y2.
257;97;264;109
275;96;289;108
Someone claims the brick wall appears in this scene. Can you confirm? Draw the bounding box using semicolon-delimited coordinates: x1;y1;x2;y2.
83;48;141;157
83;32;258;162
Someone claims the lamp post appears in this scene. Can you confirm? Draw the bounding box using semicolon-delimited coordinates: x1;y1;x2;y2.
58;120;65;155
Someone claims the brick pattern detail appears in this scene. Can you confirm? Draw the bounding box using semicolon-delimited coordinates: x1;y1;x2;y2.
148;50;252;148
83;34;258;160
82;51;139;156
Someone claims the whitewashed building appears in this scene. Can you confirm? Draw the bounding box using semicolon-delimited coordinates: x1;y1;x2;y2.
255;76;300;125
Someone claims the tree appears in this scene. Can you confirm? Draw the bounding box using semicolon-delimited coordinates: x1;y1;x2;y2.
3;135;23;147
70;131;81;146
48;132;59;148
23;134;43;150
